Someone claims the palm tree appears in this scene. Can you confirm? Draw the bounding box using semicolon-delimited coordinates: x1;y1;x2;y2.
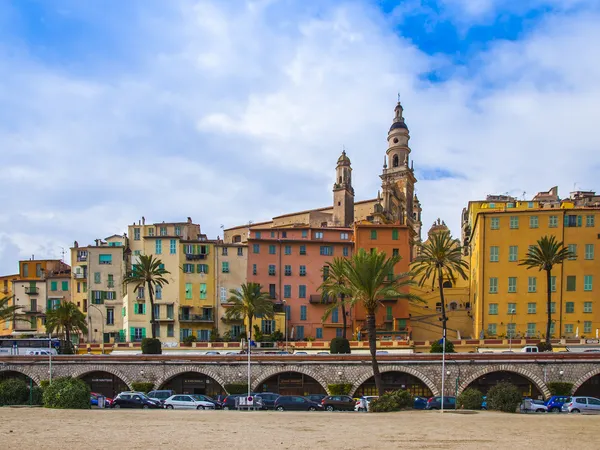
520;235;572;345
319;258;349;339
123;254;170;339
46;301;88;348
330;248;419;395
0;295;23;326
225;283;274;352
411;230;469;342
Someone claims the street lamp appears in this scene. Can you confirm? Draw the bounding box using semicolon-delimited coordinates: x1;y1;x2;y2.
508;309;516;351
88;304;105;354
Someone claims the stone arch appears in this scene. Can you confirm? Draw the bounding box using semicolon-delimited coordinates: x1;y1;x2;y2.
251;365;329;394
457;365;550;399
572;368;600;394
0;366;41;386
71;365;134;389
349;365;439;397
155;365;227;392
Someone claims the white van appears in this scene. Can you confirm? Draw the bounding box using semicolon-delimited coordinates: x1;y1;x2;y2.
520;345;539;353
24;349;57;356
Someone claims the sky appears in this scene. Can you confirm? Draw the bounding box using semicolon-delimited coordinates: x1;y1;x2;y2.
1;0;600;274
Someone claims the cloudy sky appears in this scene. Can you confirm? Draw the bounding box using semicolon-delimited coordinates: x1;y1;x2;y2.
1;0;599;274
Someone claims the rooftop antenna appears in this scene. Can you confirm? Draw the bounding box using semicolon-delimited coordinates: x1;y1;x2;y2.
397;92;401;103
522;191;526;200
59;247;66;262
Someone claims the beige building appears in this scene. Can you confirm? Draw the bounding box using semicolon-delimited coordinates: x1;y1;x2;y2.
215;241;248;340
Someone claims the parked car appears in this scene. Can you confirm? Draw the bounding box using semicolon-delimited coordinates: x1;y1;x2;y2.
90;392;113;407
191;394;221;409
294;351;308;355
147;390;175;405
546;395;571;413
562;396;600;413
316;352;330;355
274;395;323;411
355;396;378;412
413;396;427;409
520;399;548;413
164;394;216;410
222;394;244;410
205;351;221;355
425;396;456;410
306;394;327;403
112;392;162;409
254;392;280;410
321;395;356;411
376;351;389;355
212;394;228;408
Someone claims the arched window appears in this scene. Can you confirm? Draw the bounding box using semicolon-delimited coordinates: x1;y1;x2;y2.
393;154;399;167
442;281;453;288
449;302;458;311
339;176;342;184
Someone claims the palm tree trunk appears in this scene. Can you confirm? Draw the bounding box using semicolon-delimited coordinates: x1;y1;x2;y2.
341;302;348;340
147;280;156;339
367;312;383;395
546;269;552;344
438;267;448;341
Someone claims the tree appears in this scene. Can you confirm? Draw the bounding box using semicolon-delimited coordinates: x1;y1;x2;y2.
319;258;350;339
411;230;469;341
327;248;419;396
123;254;170;339
45;301;88;347
520;235;572;345
225;283;274;352
0;295;24;327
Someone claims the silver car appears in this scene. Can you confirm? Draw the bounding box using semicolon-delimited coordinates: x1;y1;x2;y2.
164;394;216;410
562;396;600;413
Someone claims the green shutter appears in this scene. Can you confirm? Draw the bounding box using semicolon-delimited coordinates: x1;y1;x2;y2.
142;304;146;315
130;327;135;340
564;215;569;226
122;307;126;317
47;299;52;311
141;328;146;338
50;281;57;291
578;215;583;227
62;281;68;291
101;291;107;300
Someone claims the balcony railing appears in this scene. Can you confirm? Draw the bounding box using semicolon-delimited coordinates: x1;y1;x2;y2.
22;306;44;314
309;294;335;304
156;316;175;322
179;314;214;323
107;282;115;288
74;273;86;279
24;287;39;295
185;254;207;261
77;255;87;262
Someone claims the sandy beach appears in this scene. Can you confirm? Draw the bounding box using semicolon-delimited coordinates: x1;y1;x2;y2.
0;408;597;450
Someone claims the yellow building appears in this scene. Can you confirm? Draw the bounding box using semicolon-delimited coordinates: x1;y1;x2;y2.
243;312;286;342
463;188;600;339
215;242;248;340
0;273;19;336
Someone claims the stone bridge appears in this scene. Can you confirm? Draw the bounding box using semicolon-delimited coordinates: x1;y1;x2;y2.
1;353;599;399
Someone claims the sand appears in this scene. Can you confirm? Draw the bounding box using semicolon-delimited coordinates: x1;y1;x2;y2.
0;408;597;450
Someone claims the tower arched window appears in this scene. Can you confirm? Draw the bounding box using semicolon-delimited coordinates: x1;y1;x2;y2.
393;154;399;168
339;176;342;184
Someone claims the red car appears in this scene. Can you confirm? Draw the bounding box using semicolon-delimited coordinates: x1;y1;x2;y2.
90;392;113;407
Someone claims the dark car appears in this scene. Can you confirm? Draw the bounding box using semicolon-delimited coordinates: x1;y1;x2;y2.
221;394;244;410
546;395;571;413
425;396;456;410
275;395;323;411
321;395;355;412
413;396;427;410
254;392;280;410
112;392;162;409
147;390;175;405
306;394;327;403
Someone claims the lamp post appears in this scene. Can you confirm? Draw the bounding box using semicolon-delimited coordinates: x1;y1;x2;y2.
88;304;105;354
441;328;446;414
48;333;52;384
508;309;516;351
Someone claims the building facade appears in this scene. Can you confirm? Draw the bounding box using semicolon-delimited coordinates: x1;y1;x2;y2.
0;273;19;336
215;242;248;340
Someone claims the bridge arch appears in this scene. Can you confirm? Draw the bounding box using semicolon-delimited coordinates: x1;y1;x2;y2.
350;365;439;397
155;366;227;394
572;368;600;395
252;365;329;394
71;365;134;389
457;365;550;399
0;366;40;386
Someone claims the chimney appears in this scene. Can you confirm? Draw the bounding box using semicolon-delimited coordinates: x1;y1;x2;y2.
187;217;192;223
74;241;79;248
142;216;146;225
94;239;99;246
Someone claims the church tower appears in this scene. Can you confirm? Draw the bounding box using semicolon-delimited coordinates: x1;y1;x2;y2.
332;150;355;227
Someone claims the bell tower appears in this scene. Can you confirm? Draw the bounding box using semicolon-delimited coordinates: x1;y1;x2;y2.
332;150;355;227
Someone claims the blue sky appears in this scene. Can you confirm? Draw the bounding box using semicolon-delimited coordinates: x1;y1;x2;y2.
1;0;600;273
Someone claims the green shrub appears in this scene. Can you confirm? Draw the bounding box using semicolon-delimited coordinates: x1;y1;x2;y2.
40;380;50;389
271;330;284;342
430;340;455;353
547;382;573;396
141;338;162;354
43;377;90;409
487;382;522;413
31;386;44;405
224;383;249;394
370;389;413;412
328;383;353;396
0;378;30;406
182;335;197;344
330;337;351;354
457;388;483;410
131;381;154;393
537;342;553;352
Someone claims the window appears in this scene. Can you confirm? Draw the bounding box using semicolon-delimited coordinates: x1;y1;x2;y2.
185;283;192;299
566;276;576;291
568;244;577;260
491;217;500;230
268;265;276;276
527;303;536;314
255;231;262;239
299;285;306;298
549;215;558;228
156;285;162;300
546;302;556;314
99;254;112;265
167;239;175;254
529;216;538;228
134;303;146;315
489;277;498;294
488;303;498;315
50;281;57;291
316;328;323;339
237;247;243;256
508;303;516;314
392;229;399;240
198;330;211;342
507;323;516;338
586;215;595;227
261;320;275;335
284;265;292;276
271;231;275;238
528;276;537;293
282;231;287;238
528;201;534;208
385;306;393;320
296;326;304;340
200;283;207;299
489;203;495;208
340;232;349;240
508;277;517;293
92;291;103;305
343;247;349;257
509;216;519;229
565;324;574;334
77;282;80;293
222;247;228;256
584;302;592;313
301;230;308;238
300;305;307;321
299;245;306;255
584;275;593;291
197;264;209;274
565;214;581;227
551;276;556;292
132;327;145;341
147;228;155;236
566;302;574;313
284;285;291;298
315;232;324;239
390;248;398;257
487;324;497;336
331;307;338;323
154;239;162;255
106;308;114;325
154;304;160;319
134;228;140;240
284;245;291;255
183;264;194;273
320;246;333;256
490;246;499;262
107;274;114;288
584;321;592;334
94;272;101;284
527;323;536;337
370;230;377;240
507;202;515;209
174;225;181;236
222;262;230;273
509;246;518;262
252;264;257;275
158;226;166;236
299;265;306;276
253;244;260;254
269;245;276;255
585;244;594;260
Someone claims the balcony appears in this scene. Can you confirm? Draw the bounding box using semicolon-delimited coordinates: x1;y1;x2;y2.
155;316;175;322
76;255;87;262
24;287;39;295
74;273;86;279
384;316;394;323
22;306;44;315
309;294;336;304
107;282;115;288
179;314;214;323
185;254;207;261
